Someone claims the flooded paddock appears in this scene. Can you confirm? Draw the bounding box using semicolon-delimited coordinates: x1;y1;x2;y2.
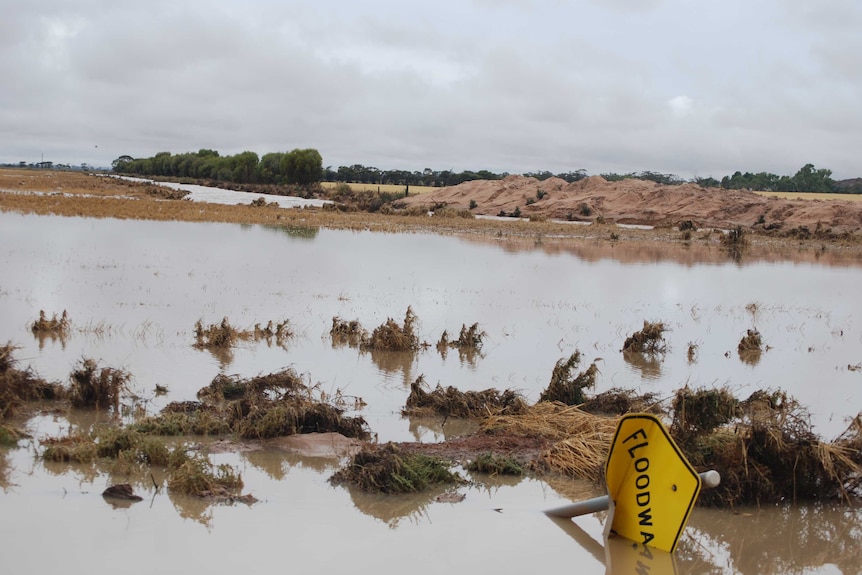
1;211;861;574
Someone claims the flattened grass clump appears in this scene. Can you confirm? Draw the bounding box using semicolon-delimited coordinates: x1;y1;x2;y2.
738;329;764;364
622;321;667;354
539;351;598;406
436;323;486;363
130;410;232;436
580;388;661;415
41;434;99;463
168;454;244;497
235;400;368;439
1;344;65;419
402;375;528;418
466;453;524;476
483;403;619;480
193;317;248;349
330;443;461;493
363;307;419;351
69;358;130;410
197;369;304;402
671;386;740;436
194;369;369;440
330;317;368;347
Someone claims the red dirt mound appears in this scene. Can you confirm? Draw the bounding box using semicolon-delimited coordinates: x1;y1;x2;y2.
399;175;862;234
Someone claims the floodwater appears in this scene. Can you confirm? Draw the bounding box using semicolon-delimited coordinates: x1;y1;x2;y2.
1;210;861;574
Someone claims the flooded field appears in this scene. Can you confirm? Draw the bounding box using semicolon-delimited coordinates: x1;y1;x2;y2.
2;210;861;574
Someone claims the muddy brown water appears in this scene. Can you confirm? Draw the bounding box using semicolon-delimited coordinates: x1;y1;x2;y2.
1;211;861;574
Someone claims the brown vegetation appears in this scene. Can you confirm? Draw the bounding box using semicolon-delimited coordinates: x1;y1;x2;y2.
622;321;667;354
330;443;462;493
402;375;527;418
539;351;599;405
69;358;130;410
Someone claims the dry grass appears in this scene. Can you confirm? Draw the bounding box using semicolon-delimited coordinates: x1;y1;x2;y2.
69;358;130;410
0;343;65;419
194;369;369;440
673;387;862;506
622;321;667;354
321;182;437;195
754;191;862;202
168;454;244;497
30;310;70;338
402;375;528;418
482;403;619;480
364;307;420;351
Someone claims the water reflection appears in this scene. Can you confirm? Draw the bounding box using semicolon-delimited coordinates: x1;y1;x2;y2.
0;448;11;490
342;483;456;528
622;350;664;380
241;448;342;480
258;224;319;240
406;416;480;443
684;504;862;575
367;349;416;386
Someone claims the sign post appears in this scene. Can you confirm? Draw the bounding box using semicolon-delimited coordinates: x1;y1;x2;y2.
604;413;701;553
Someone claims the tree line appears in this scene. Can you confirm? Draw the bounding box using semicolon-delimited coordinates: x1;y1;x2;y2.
112;149;323;186
112;149;856;194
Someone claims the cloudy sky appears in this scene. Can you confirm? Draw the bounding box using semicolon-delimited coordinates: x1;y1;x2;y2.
2;0;861;179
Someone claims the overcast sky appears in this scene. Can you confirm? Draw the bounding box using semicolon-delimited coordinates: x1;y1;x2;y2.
2;0;861;179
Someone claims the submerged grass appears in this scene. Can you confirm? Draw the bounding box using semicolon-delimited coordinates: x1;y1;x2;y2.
466;453;524;476
69;358;130;410
402;375;527;418
0;343;65;419
672;387;862;506
330;443;461;493
622;321;667;354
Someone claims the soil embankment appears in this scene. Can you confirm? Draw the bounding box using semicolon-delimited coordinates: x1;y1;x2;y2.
399;175;862;235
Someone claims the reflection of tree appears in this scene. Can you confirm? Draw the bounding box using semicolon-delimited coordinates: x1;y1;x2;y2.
622;350;663;380
367;350;415;387
341;483;450;528
242;448;340;481
0;448;10;491
168;488;218;528
680;504;862;575
406;416;479;443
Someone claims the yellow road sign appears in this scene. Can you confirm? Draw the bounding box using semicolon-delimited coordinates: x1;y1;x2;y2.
605;413;701;553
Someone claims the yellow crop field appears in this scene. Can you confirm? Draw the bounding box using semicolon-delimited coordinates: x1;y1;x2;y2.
320;181;438;195
753;191;862;202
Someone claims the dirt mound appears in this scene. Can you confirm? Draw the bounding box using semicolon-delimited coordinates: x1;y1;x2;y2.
398;175;862;234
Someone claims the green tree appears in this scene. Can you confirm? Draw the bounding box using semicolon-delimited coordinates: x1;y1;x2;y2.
283;148;323;186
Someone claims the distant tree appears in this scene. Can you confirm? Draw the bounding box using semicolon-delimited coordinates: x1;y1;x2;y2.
111;155;134;172
283;148;323;186
791;163;834;193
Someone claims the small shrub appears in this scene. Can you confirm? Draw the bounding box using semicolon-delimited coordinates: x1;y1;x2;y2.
536;190;547;200
578;203;592;217
539;351;598;406
678;220;697;232
467;453;524;476
330;443;461;493
525;197;535;205
69;358;130;410
468;199;477;210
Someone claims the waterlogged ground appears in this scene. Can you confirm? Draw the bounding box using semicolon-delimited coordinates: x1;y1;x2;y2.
2;210;862;574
